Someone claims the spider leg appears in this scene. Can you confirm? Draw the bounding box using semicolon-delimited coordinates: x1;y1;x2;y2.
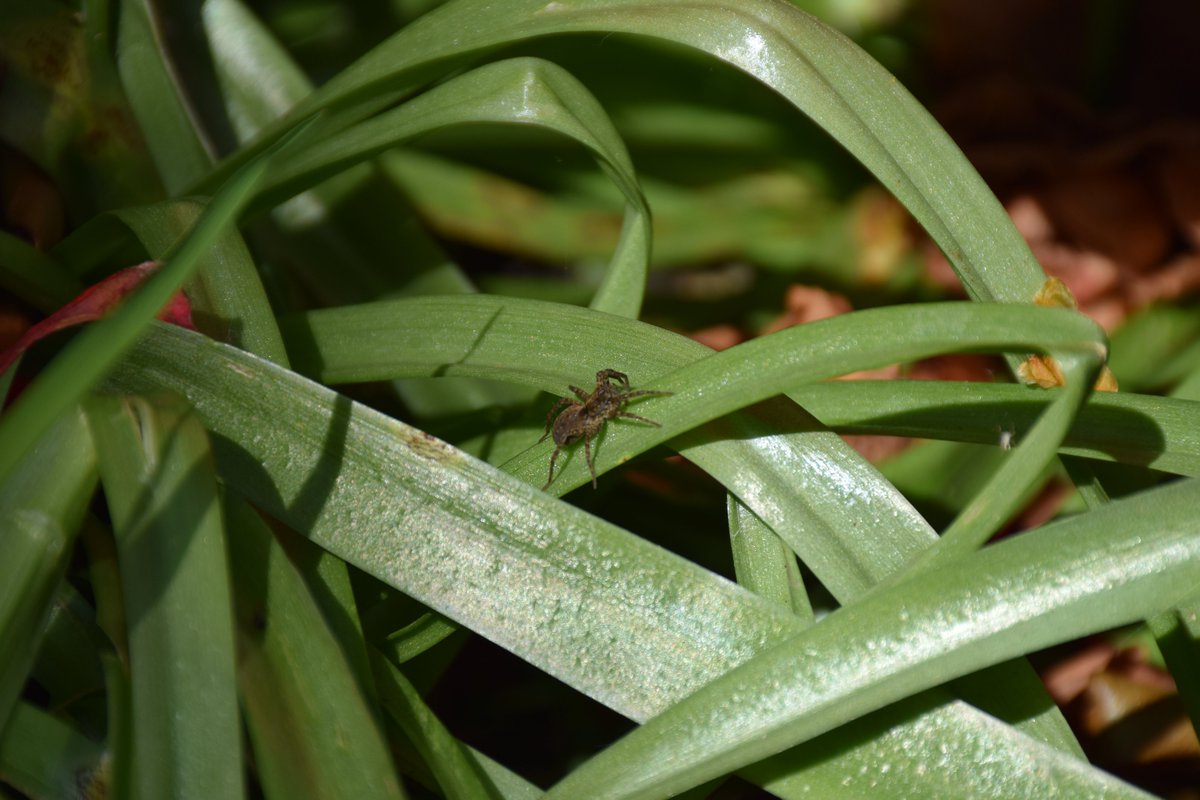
543;444;564;489
539;397;573;442
617;412;662;427
597;369;629;388
569;385;590;402
622;389;673;399
583;431;598;488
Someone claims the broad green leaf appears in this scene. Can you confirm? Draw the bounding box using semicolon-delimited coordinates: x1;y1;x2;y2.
223;495;406;800
105;324;798;721
742;694;1126;799
544;478;1199;800
284;297;938;602
86;395;242;800
0;408;96;732
283;294;1102;586
101;323;1134;798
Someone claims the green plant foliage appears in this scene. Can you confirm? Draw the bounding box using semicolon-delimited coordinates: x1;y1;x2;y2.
0;408;96;733
87;395;242;800
2;0;1198;798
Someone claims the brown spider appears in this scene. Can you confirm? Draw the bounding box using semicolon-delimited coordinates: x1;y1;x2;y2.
540;369;672;489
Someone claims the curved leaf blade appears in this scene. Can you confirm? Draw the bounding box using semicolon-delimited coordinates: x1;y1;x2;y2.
214;0;1046;307
105;323;1145;799
545;478;1200;800
251;56;650;317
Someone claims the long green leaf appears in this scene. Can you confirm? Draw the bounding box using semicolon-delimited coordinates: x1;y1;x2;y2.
0;408;96;732
285;298;939;602
86;395;242;800
248;56;650;317
727;495;813;622
223;495;405;800
105;325;798;721
545;478;1200;800
796;380;1200;477
283;294;1102;587
0;702;104;800
116;0;214;193
100;323;1138;798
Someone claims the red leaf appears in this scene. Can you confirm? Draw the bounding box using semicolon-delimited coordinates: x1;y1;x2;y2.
0;260;194;376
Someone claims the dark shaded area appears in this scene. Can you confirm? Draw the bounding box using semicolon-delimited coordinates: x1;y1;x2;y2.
424;633;634;788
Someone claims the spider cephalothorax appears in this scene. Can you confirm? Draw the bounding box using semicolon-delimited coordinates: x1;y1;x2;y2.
540;369;671;489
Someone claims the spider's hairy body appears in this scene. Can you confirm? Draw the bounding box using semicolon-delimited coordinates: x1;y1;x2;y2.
540;369;671;489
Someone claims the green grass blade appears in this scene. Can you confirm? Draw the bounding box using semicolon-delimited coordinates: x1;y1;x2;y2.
795;380;1200;477
223;495;406;800
1148;595;1200;740
727;496;813;622
0;408;96;732
0;702;105;799
116;0;213;193
544;478;1200;800
86;395;242;800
